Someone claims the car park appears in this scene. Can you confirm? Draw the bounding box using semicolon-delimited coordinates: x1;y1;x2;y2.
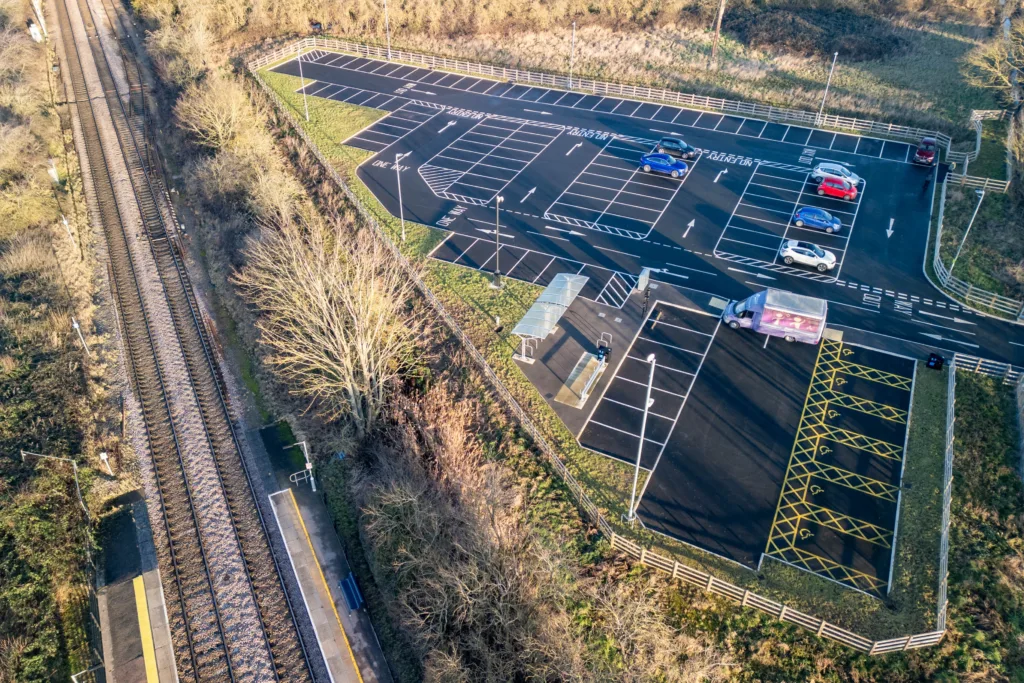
779;240;836;272
816;177;857;201
640;153;689;178
913;136;938;165
793;206;842;233
811;162;862;187
655;137;698;160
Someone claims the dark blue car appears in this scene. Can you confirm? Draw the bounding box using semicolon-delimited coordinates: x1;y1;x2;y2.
640;153;688;178
793;206;842;234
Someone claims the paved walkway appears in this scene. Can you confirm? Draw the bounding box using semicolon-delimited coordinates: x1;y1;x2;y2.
96;497;177;683
271;488;389;683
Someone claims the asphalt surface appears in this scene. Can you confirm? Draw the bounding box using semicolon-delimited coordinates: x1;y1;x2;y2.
271;51;1022;594
273;51;1024;368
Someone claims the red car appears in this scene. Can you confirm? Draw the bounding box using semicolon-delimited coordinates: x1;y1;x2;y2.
816;177;857;201
913;136;938;165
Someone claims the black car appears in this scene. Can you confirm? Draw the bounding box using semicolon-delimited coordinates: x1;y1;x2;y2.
656;137;697;160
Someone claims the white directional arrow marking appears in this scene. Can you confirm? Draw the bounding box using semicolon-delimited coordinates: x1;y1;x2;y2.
727;267;776;280
886;217;894;238
410;89;436;95
683;219;695;239
653;268;688;280
474;228;515;238
542;225;585;236
520;187;536;203
918;310;977;325
714;169;728;183
566;142;583;156
523;108;552;115
438;120;456;133
920;332;978;348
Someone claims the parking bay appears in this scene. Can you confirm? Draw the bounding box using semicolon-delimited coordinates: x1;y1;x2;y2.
578;304;913;594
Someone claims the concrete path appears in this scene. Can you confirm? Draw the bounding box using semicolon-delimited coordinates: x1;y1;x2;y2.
96;498;177;683
271;488;391;683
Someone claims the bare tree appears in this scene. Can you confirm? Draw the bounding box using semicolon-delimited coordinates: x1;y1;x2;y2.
175;72;256;151
964;20;1024;101
234;215;422;436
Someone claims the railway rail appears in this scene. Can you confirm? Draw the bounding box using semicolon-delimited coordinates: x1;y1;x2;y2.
55;0;316;679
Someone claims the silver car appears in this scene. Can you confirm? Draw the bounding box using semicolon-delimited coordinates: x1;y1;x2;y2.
812;162;863;187
779;240;836;272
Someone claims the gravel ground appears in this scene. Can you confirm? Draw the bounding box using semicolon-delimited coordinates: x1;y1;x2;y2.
60;0;277;678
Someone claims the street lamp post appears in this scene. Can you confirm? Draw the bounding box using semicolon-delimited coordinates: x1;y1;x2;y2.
395;152;410;242
627;353;656;524
569;22;577;89
817;52;839;124
287;441;316;492
297;45;309;122
21;450;89;519
492;196;504;289
948;189;986;277
383;0;393;61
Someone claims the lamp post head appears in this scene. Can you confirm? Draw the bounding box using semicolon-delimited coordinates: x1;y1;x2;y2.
646;353;656;362
976;188;985;198
496;195;504;204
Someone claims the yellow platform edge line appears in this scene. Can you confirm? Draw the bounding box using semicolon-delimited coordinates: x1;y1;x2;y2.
133;575;160;683
288;488;365;683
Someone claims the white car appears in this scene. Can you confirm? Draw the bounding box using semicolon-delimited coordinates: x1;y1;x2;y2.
812;162;863;187
779;240;836;272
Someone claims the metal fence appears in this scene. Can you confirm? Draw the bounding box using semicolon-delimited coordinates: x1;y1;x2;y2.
931;175;1024;319
935;363;957;631
246;54;965;656
948;109;1011;167
250;37;954;151
1016;373;1024;482
953;353;1022;384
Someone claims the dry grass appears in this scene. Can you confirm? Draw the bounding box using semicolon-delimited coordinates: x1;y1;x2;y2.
351;380;729;681
0;232;57;282
348;18;998;135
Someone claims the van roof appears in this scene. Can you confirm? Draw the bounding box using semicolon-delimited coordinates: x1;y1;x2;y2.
765;289;827;317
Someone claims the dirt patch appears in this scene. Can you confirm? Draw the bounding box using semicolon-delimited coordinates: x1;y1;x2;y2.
724;6;906;61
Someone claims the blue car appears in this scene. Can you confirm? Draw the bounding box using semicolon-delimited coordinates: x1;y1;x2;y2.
640;153;688;178
793;206;842;234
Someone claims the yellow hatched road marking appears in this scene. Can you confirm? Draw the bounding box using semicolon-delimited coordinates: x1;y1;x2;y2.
791;459;898;501
133;575;160;683
799;423;903;459
773;546;887;593
820;357;912;390
826;391;907;423
765;338;907;594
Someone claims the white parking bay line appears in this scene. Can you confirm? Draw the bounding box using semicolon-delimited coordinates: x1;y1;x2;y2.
587;420;666;447
635;313;722;501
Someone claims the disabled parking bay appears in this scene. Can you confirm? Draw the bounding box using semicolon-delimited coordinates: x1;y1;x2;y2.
762;339;915;596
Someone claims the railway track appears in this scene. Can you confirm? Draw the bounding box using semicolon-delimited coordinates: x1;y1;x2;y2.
55;0;316;680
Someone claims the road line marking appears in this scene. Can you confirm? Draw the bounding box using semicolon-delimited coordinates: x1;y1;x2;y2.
588;419;666;446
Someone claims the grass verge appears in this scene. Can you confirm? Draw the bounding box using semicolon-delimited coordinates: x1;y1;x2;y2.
938;185;1024;304
259;66;952;641
970;118;1009;180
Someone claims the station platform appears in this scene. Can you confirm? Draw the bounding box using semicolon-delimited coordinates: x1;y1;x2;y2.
270;487;391;683
97;496;177;683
